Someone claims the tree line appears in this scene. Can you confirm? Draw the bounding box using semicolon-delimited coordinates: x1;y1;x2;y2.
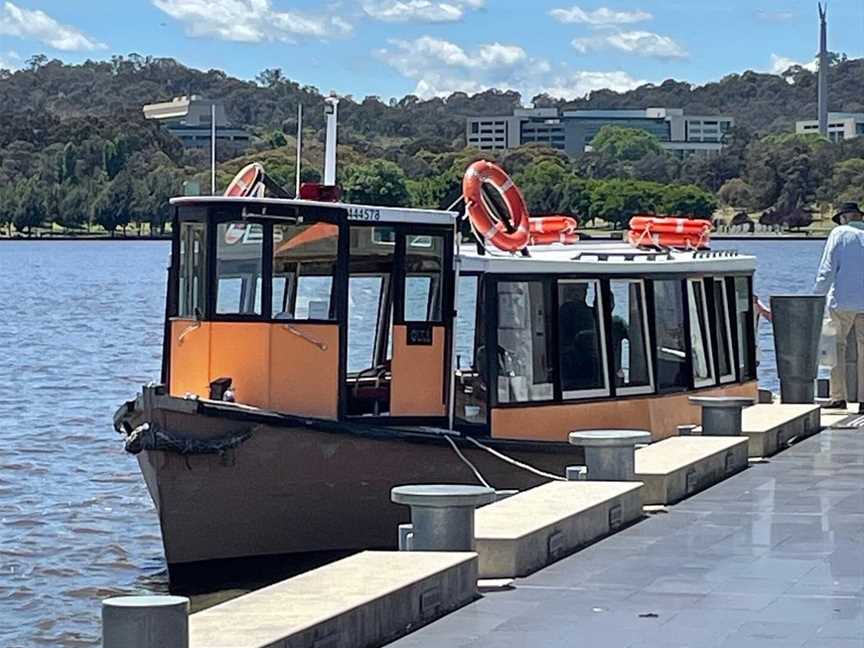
1;55;863;236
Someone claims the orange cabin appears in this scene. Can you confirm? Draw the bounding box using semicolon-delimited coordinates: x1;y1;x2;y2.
164;197;758;442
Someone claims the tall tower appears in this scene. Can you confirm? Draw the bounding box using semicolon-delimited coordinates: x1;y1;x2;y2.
818;3;828;137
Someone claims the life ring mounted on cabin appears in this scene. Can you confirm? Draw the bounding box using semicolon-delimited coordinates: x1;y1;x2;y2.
224;163;265;198
628;214;712;250
462;160;580;253
463;160;531;252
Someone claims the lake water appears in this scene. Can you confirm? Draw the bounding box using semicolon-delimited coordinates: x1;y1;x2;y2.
0;238;826;646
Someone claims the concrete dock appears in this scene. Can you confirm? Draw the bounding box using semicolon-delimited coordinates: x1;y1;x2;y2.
189;551;477;648
388;427;864;648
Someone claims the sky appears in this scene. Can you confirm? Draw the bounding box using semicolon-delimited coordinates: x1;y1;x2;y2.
1;0;863;101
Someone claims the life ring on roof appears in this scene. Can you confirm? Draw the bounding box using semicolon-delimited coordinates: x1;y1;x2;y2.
463;160;531;252
224;163;264;197
628;214;711;250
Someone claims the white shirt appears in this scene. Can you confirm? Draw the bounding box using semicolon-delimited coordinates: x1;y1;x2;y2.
814;222;864;312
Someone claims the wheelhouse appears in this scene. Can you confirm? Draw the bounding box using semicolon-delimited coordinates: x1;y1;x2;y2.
164;197;759;442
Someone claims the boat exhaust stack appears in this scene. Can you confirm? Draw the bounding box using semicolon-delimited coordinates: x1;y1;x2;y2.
324;94;339;186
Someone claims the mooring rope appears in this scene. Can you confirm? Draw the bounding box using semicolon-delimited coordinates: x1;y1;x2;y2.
444;434;492;489
462;436;567;482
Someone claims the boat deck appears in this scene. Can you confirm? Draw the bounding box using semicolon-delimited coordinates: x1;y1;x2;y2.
389;424;864;648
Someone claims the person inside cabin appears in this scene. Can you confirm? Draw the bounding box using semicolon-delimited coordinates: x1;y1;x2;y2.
814;202;864;413
559;283;600;390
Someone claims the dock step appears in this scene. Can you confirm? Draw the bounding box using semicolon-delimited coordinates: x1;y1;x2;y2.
188;551;477;648
634;437;749;505
741;404;821;458
474;481;643;579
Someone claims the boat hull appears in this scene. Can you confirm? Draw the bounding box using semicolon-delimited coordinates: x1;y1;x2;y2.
128;394;584;570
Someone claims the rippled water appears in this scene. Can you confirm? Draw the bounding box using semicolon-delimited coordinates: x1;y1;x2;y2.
0;238;825;646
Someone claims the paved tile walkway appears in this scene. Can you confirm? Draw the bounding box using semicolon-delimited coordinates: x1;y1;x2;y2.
389;430;864;648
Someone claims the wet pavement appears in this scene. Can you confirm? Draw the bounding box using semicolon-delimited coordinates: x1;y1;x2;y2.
389;429;864;648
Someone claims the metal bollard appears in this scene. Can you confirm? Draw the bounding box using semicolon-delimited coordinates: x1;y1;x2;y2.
398;523;414;551
102;596;189;648
677;424;699;436
391;484;496;551
567;430;651;481
770;295;826;403
688;396;754;436
565;465;588;481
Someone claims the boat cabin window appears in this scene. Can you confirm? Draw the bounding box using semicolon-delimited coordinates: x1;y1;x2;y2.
653;279;688;391
272;223;338;320
455;274;486;424
687;279;716;388
214;222;264;315
712;278;736;384
178;221;206;318
559;279;609;399
404;235;444;322
734;277;756;381
497;281;554;403
347;225;394;380
608;280;653;395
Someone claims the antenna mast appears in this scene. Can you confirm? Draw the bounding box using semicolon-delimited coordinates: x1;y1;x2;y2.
295;104;303;196
817;2;829;137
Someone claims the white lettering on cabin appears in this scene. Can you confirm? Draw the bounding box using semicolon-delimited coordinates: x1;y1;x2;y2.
347;207;381;221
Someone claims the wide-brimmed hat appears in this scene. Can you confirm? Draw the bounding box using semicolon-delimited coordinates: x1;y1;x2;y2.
833;202;864;225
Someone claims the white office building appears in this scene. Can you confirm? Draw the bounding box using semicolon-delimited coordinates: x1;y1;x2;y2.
143;95;251;149
466;107;733;157
796;113;864;142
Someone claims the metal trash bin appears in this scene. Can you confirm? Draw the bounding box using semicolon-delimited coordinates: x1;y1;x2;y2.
770;295;826;404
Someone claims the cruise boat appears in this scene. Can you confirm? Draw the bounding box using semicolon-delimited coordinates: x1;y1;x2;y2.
115;106;759;576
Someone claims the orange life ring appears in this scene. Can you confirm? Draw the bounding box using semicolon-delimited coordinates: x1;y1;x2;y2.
628;215;711;249
530;215;578;234
224;163;264;197
530;231;580;245
463;161;530;252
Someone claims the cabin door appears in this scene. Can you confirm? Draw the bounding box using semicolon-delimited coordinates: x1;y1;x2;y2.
388;231;451;418
344;226;396;416
343;226;452;420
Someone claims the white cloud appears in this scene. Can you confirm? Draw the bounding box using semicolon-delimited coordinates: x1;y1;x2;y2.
549;5;651;25
362;0;484;23
542;70;647;98
152;0;352;43
377;35;645;99
769;53;818;75
0;50;19;70
573;30;687;59
0;1;105;51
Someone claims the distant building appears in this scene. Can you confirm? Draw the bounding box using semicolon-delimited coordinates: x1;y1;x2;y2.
143;95;250;149
465;107;734;157
795;113;864;142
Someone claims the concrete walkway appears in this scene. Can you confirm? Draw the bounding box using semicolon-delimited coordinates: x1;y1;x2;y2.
389;429;864;648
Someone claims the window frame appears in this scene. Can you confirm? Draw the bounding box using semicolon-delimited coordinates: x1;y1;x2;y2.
732;275;757;382
271;221;341;322
711;277;737;385
558;278;611;401
686;278;717;389
650;278;691;395
607;278;655;397
494;278;558;405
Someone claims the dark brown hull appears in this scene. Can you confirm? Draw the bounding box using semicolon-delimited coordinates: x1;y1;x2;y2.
127;394;584;569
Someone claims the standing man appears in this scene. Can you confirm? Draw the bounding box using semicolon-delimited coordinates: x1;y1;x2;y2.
814;202;864;412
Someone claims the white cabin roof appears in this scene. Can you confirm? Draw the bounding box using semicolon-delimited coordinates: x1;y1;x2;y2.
171;196;458;226
459;241;756;275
